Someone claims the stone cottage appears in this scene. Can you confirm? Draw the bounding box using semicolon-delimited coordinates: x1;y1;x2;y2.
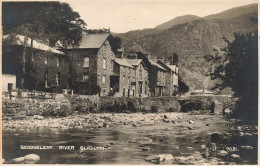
2;34;68;92
112;58;134;97
148;59;167;97
157;60;179;96
62;33;118;96
126;59;149;97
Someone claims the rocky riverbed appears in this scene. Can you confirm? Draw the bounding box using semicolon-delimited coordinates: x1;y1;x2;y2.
2;112;258;164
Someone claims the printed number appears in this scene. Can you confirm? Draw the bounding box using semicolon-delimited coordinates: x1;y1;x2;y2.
226;147;239;152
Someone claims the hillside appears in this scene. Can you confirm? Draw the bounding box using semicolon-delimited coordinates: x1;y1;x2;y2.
115;4;258;91
155;15;201;30
204;3;258;20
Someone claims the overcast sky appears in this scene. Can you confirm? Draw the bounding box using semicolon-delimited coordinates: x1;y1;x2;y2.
64;0;257;33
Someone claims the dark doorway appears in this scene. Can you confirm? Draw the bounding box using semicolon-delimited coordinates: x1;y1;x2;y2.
8;83;13;91
128;89;130;97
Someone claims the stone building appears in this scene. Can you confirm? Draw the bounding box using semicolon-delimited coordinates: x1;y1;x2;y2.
157;60;179;96
63;33;117;96
112;58;134;97
148;59;167;97
2;34;68;92
126;59;149;97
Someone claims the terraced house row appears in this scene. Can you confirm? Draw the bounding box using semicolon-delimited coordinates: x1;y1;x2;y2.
2;33;179;97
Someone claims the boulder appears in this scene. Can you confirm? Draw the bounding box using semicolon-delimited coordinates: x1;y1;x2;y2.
142;147;152;151
231;154;240;158
13;157;24;163
24;154;40;161
189;120;194;124
218;150;228;156
158;154;174;162
145;155;160;162
240;146;253;150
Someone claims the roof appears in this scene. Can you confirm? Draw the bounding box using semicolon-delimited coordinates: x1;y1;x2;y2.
78;33;109;49
166;64;177;72
149;59;166;71
114;58;134;68
3;34;64;55
126;59;142;66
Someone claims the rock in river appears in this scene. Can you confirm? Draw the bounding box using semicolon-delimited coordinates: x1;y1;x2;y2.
12;157;24;163
218;150;228;156
145;155;160;162
24;154;40;161
231;154;240;159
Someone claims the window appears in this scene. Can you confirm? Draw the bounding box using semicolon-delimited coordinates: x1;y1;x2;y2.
44;72;48;88
55;73;60;86
102;76;106;84
44;56;48;64
139;69;142;79
57;57;60;66
83;57;89;68
103;58;106;69
83;74;89;81
128;68;130;74
123;75;125;80
111;61;113;71
139;82;142;94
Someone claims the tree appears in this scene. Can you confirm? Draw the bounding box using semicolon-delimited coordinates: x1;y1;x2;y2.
3;2;87;89
211;32;258;124
178;77;189;94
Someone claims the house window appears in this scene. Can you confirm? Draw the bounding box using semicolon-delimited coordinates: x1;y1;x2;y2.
102;76;106;84
139;82;142;94
55;73;60;86
83;57;89;68
111;61;113;71
103;58;106;69
44;72;48;88
123;75;125;80
57;57;60;66
44;56;48;64
128;68;130;74
83;74;89;81
139;69;142;79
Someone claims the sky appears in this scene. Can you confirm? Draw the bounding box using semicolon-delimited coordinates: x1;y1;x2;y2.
64;0;257;33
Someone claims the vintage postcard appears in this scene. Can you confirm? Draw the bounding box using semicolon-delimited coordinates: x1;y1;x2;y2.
1;0;258;165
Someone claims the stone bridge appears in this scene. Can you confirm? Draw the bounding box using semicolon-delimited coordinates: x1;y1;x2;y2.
178;95;234;114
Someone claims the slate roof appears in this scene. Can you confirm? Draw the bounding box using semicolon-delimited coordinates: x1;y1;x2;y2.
114;58;134;68
78;33;109;49
126;59;142;66
149;59;166;71
165;64;179;73
3;34;64;55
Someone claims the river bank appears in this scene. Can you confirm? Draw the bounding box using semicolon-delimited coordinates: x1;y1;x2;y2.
2;112;257;164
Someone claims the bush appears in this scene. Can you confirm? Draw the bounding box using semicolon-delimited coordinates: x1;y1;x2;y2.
151;105;158;113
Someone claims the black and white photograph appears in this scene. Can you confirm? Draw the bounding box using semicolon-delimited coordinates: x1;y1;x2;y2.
1;0;258;165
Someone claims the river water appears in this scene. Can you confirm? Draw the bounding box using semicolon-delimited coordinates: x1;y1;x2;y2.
2;114;258;164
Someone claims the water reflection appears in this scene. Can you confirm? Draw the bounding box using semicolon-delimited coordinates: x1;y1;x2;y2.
2;123;258;164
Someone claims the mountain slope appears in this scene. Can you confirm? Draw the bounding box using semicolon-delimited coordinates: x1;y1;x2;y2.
155;15;201;30
204;3;258;20
116;4;258;91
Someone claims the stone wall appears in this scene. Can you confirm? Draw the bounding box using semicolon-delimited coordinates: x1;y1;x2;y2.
2;93;233;117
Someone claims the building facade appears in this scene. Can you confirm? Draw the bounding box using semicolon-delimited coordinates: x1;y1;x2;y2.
157;61;179;96
2;34;69;92
126;59;149;97
63;33;116;96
